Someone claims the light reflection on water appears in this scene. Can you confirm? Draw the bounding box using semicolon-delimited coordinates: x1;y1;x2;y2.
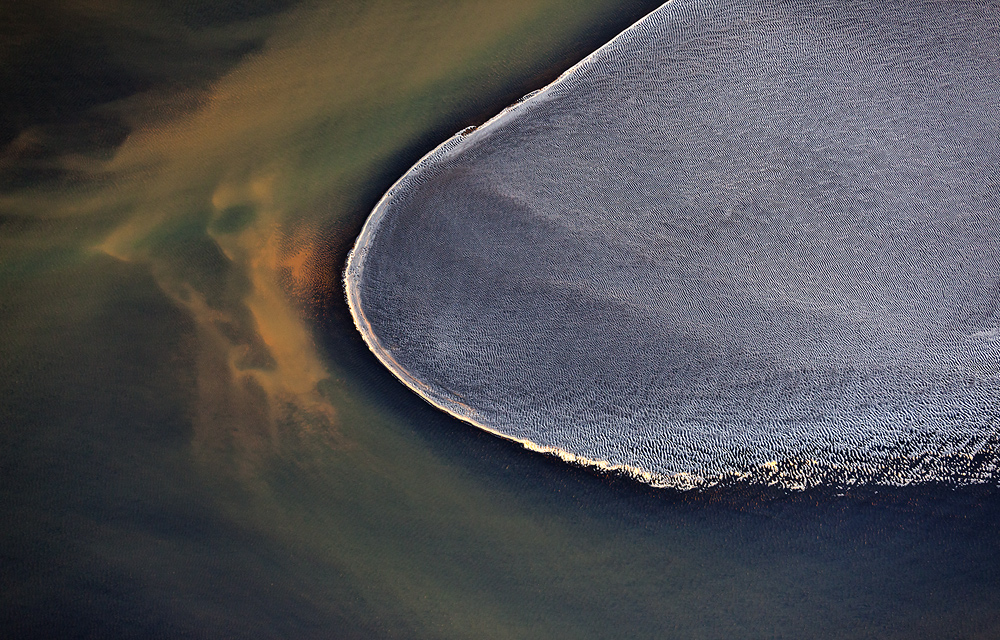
2;1;1000;638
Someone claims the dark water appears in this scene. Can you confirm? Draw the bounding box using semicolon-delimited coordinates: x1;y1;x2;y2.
2;1;1000;638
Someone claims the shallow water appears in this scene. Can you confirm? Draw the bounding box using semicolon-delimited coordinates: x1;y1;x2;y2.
3;1;1000;638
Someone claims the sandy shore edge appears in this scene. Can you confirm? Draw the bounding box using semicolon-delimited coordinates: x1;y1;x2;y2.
339;2;709;489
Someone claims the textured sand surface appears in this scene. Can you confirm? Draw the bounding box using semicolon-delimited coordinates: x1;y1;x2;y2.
347;0;1000;488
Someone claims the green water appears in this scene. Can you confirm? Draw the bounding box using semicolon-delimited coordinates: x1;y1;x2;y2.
3;1;1000;638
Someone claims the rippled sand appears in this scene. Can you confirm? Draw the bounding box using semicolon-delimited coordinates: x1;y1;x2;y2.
347;0;1000;489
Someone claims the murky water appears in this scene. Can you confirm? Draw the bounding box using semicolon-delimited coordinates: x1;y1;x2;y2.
2;1;1000;638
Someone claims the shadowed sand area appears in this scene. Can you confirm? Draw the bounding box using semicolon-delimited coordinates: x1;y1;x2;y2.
347;0;1000;489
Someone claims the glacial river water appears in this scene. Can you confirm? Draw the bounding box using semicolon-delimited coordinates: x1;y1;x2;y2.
2;1;1000;638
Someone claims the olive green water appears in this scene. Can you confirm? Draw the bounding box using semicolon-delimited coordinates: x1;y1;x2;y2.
3;1;1000;638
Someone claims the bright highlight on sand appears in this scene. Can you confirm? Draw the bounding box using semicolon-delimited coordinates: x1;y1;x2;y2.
347;0;1000;489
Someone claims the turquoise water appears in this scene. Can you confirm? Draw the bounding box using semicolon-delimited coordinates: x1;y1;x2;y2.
2;1;1000;638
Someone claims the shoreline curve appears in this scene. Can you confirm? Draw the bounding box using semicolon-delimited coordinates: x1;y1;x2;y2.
343;0;1000;491
342;2;709;489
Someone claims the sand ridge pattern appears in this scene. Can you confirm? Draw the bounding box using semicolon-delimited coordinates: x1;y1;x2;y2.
346;0;1000;489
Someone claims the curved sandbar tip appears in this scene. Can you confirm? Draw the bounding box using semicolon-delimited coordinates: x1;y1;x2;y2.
345;0;1000;490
